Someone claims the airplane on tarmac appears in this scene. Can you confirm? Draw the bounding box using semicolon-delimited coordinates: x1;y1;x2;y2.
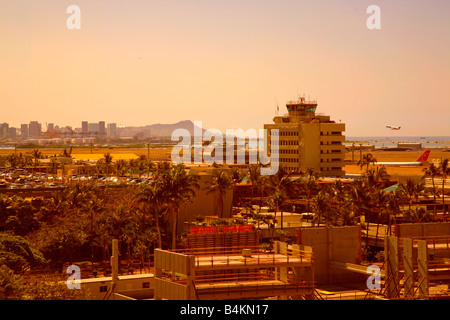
374;150;431;167
386;125;401;130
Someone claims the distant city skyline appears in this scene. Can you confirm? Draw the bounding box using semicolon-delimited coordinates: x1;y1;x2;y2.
2;0;450;136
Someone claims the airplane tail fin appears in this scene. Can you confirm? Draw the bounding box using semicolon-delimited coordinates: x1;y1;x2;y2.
417;150;430;162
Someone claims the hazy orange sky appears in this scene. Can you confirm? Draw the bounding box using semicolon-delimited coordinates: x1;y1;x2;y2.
1;0;450;137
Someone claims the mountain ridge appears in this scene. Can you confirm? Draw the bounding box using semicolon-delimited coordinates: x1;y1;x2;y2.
118;120;205;138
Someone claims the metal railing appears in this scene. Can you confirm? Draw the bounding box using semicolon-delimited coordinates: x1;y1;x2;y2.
171;245;313;269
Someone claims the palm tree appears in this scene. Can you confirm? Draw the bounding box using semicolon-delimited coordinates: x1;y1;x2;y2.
264;166;296;229
207;170;234;218
102;153;113;177
31;149;42;172
404;206;433;223
114;159;128;177
6;153;20;169
386;190;403;235
312;190;332;226
158;164;200;250
136;155;154;177
145;159;155;177
229;167;243;185
47;157;59;175
372;189;390;254
80;192;105;268
128;159;138;176
302;168;319;212
358;153;377;171
266;166;296;195
135;183;168;249
346;177;376;243
438;158;450;218
423;162;440;217
62;147;72;158
246;164;262;206
266;189;287;231
364;166;389;188
400;179;425;213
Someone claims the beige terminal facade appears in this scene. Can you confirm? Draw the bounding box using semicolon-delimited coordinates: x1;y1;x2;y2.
264;96;346;176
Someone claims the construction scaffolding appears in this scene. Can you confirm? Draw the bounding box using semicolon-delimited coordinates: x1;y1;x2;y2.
365;235;450;300
153;241;315;300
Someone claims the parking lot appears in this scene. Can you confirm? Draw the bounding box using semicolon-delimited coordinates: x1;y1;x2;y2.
0;167;153;190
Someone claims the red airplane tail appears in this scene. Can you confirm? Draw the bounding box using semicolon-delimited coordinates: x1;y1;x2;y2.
416;150;430;162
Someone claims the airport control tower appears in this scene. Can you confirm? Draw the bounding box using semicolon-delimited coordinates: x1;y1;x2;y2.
264;95;346;177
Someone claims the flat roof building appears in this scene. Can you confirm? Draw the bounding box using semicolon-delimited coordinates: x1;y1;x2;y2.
20;124;28;139
29;121;41;138
81;121;88;135
264;96;346;177
107;123;117;138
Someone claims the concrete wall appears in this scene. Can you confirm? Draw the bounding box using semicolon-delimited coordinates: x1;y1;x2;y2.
178;168;233;235
78;274;155;300
396;222;450;238
297;226;361;284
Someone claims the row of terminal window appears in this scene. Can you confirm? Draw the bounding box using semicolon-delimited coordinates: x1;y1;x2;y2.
320;131;342;135
280;149;298;154
270;131;298;136
271;140;299;146
320;158;342;162
280;158;298;163
269;131;341;136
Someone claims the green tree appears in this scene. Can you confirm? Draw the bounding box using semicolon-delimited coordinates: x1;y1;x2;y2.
31;149;43;172
438;158;450;218
358;153;377;171
364;166;389;188
0;234;46;274
1;196;40;236
246;164;262;206
400;179;425;213
101;152;113;177
0;265;25;299
135;183;169;249
423;163;440;217
114;159;128;177
158;164;200;250
264;166;296;229
30;215;88;270
312;190;333;227
207;170;234;218
6;153;20;169
267;189;287;231
302;168;319;212
404;206;433;223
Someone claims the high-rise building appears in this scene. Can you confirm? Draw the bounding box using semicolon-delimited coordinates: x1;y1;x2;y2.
99;121;106;136
107;123;117;138
264;96;346;177
82;121;88;135
29;121;41;138
88;123;99;135
8;127;17;140
20;124;28;139
0;123;8;138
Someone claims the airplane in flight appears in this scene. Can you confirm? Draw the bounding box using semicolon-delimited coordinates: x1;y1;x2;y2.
386;125;401;130
374;150;431;167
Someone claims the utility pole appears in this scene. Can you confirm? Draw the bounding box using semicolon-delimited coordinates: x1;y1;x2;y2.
111;239;119;297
